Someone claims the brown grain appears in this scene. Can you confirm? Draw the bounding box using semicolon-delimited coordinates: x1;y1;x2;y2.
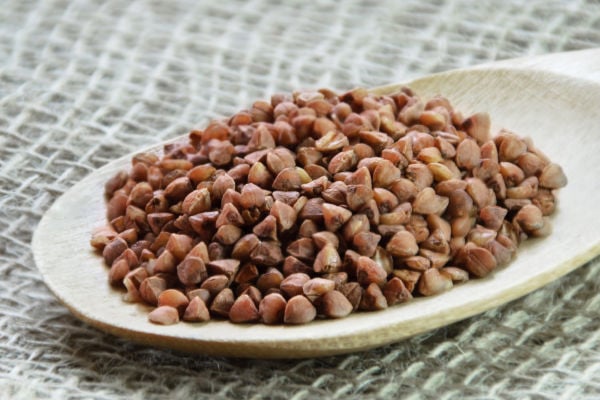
96;87;566;326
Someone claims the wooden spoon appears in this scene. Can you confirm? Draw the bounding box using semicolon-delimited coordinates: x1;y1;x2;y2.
32;49;600;358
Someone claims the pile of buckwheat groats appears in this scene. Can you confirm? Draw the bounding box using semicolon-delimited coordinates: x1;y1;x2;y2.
90;87;567;325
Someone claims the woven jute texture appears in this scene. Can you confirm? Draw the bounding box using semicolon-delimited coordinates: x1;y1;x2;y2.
2;0;600;398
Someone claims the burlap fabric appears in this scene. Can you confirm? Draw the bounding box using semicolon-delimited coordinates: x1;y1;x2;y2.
2;0;600;398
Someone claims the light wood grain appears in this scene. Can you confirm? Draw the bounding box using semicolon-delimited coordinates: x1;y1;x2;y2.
32;49;600;358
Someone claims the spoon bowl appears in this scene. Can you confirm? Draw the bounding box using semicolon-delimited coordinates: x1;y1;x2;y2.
32;49;600;358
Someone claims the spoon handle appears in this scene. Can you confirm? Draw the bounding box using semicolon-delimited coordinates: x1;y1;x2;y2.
485;48;600;84
373;48;600;97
